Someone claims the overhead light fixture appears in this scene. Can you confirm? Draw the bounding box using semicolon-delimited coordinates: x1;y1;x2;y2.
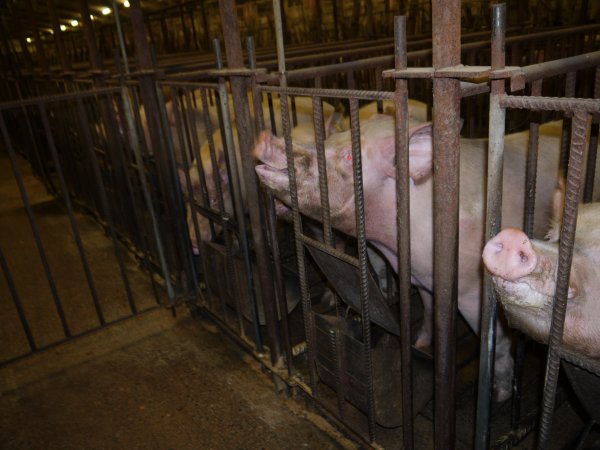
60;24;67;31
123;1;130;7
90;14;95;20
26;37;33;43
101;7;111;15
70;19;79;27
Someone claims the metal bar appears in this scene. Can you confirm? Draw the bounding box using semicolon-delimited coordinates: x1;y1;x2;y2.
476;5;506;450
0;247;36;351
38;103;106;325
120;86;175;300
112;0;130;75
47;0;72;72
584;68;600;203
24;0;48;71
559;72;577;174
394;15;414;450
538;112;589;449
500;95;600;114
213;38;263;347
79;0;103;70
348;97;377;442
0;87;120;111
0;113;71;338
431;1;461;448
218;0;280;362
74;96;137;315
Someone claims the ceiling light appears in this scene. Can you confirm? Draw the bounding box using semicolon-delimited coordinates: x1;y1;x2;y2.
90;14;95;20
101;7;111;15
60;24;67;31
123;1;130;7
26;37;33;43
70;19;79;27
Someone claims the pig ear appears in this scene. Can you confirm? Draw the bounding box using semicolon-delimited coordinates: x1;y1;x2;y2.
324;112;344;137
408;122;434;183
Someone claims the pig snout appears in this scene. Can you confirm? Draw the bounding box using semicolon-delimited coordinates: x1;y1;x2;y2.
483;228;538;281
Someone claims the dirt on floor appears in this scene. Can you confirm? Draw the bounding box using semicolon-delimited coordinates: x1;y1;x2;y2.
0;307;356;450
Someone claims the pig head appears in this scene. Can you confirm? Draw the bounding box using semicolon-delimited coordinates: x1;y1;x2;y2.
483;202;600;358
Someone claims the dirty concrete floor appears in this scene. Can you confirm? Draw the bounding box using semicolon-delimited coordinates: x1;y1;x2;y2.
0;307;353;450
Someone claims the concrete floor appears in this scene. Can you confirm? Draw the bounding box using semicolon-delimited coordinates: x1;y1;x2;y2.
0;307;354;450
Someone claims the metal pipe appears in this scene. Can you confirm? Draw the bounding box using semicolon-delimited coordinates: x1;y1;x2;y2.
476;5;506;450
24;0;48;71
218;0;281;364
38;103;105;325
47;0;72;72
0;113;71;338
79;0;103;70
112;0;130;75
538;112;589;449
431;1;462;448
0;247;36;351
394;15;414;450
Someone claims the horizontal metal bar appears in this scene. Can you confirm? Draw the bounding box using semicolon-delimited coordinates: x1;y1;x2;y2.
557;347;600;376
298;234;360;268
0;87;120;110
500;95;600;113
157;80;220;90
511;51;600;91
258;84;395;101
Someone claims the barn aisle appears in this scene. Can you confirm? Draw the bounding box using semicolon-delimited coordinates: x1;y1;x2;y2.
0;307;352;450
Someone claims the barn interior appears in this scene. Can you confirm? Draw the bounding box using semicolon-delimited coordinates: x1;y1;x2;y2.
1;1;600;449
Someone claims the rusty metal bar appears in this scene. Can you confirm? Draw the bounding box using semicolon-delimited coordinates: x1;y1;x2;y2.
431;1;461;448
218;0;280;362
476;5;506;449
584;68;600;203
348;96;377;442
112;0;130;75
394;15;414;450
500;95;600;114
538;112;589;449
560;72;577;173
79;0;103;70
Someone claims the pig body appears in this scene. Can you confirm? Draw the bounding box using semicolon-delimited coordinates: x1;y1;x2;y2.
483;203;600;358
254;114;562;400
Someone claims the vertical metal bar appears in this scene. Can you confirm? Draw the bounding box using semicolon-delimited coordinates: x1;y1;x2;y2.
112;0;130;75
38;103;105;325
349;97;377;442
0;113;71;338
476;5;506;450
583;68;600;203
218;0;280;363
79;0;103;70
213;39;257;337
280;89;318;394
538;112;589;450
74;97;137;314
560;72;577;172
248;36;293;373
432;1;461;448
25;0;48;71
0;248;37;351
394;15;414;450
524;80;543;236
47;0;72;72
120;86;175;300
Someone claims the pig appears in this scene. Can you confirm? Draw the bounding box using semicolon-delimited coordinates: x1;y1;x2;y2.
254;114;563;401
182;99;341;253
483;202;600;358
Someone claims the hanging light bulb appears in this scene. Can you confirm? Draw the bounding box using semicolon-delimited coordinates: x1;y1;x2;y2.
123;1;130;7
70;19;79;27
101;7;111;15
60;24;67;31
